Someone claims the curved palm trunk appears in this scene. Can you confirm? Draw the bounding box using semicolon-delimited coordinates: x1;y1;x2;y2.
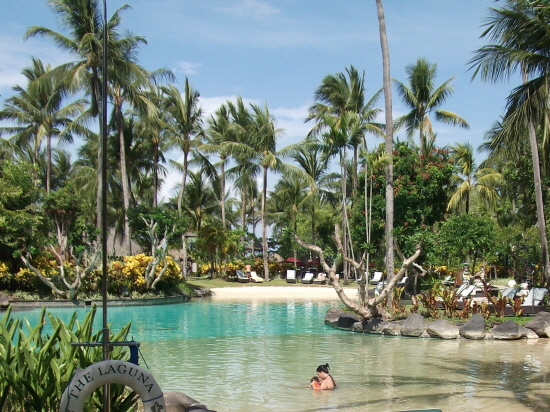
262;165;269;281
376;0;395;289
177;153;189;213
46;132;52;194
115;93;132;256
522;68;550;283
221;160;226;228
340;149;349;285
93;67;104;231
153;136;160;208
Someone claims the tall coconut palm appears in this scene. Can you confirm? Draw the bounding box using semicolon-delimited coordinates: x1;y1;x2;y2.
26;0;130;229
0;58;85;194
447;142;502;214
308;66;383;194
162;79;203;214
249;103;284;281
376;0;396;286
204;103;255;229
292;145;339;246
469;0;550;281
394;57;469;154
109;33;174;255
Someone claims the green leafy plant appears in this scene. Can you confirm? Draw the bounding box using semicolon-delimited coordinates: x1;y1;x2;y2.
0;305;138;411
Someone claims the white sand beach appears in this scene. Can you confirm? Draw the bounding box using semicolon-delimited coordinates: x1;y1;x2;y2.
209;285;358;301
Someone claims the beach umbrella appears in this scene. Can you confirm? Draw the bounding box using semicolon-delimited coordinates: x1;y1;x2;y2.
285;257;304;265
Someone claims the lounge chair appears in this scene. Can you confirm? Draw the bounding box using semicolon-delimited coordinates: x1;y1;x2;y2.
522;288;548;314
458;284;476;299
369;271;383;285
397;276;408;286
374;281;387;296
313;272;327;285
286;269;297;283
235;269;250;283
441;275;454;286
500;287;519;299
250;271;264;283
301;272;314;284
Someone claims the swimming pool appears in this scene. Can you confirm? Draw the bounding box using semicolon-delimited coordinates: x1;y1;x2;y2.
11;296;550;412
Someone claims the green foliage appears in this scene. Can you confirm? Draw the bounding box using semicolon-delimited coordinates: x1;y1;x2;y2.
128;205;188;253
0;305;137;411
351;142;454;261
0;161;49;263
435;213;497;268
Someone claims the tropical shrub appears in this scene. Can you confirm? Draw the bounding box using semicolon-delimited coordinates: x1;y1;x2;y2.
0;306;137;411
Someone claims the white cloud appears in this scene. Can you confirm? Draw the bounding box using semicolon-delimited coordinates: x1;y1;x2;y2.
216;0;281;21
0;33;74;95
173;61;202;76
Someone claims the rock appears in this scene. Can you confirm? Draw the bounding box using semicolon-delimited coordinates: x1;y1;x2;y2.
164;390;216;412
382;321;401;336
525;311;550;337
400;313;426;337
0;292;9;308
363;318;387;334
351;321;364;332
193;288;212;298
427;319;460;339
337;312;362;329
490;320;530;340
324;307;346;327
460;314;487;340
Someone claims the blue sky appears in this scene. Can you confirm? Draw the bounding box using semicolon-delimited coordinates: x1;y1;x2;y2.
1;0;518;200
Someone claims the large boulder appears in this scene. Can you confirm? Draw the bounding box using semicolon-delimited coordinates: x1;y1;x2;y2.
490;320;531;340
460;314;487;340
400;313;426;337
525;311;550;337
427;319;459;339
324;307;346;327
382;321;402;336
164;390;216;412
337;312;362;329
363;318;388;334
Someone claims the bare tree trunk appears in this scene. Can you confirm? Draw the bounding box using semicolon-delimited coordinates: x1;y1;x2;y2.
376;0;395;296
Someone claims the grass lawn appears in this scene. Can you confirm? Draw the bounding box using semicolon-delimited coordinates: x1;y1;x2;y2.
185;276;358;290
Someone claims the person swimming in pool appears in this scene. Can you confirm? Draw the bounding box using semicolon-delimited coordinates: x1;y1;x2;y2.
310;376;321;389
315;363;336;390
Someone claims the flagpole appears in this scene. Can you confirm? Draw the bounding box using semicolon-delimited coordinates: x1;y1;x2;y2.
101;0;110;410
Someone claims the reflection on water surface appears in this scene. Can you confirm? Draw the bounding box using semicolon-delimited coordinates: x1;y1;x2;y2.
12;297;550;412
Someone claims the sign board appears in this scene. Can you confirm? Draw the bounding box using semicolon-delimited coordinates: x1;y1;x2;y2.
59;360;165;412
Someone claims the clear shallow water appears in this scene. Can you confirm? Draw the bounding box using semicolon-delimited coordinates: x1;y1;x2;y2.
10;297;550;412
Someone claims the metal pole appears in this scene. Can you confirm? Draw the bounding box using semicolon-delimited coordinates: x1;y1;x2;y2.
101;1;110;411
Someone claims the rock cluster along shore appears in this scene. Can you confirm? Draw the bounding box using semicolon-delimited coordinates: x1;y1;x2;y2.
325;307;550;340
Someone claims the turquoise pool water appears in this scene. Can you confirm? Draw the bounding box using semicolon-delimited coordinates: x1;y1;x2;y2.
10;297;550;412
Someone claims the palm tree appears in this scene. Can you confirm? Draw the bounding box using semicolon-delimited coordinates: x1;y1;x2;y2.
447;142;502;214
394;57;469;154
249;103;284;281
268;173;308;264
162;79;203;214
204;103;255;229
184;169;219;232
292;145;338;247
0;58;85;194
376;0;396;286
469;0;550;281
25;0;129;229
308;65;383;194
